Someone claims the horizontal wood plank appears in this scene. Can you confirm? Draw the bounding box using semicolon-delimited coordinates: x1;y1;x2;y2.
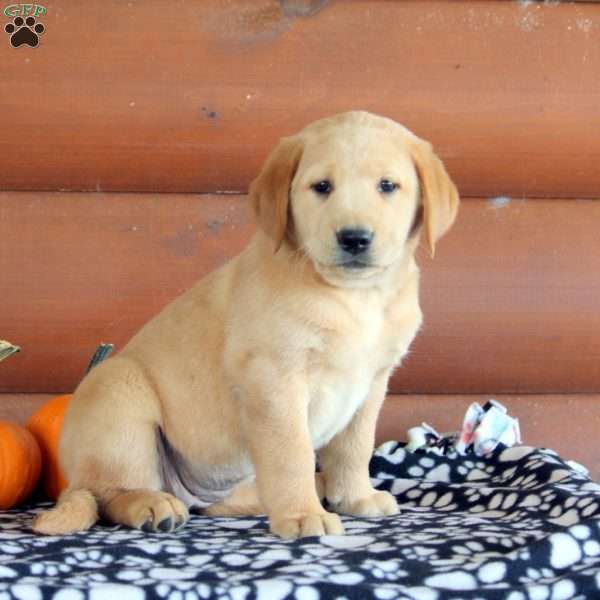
1;1;600;197
0;192;251;392
2;393;598;481
1;192;599;394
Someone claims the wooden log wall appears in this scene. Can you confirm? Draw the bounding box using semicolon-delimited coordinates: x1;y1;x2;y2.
1;193;599;395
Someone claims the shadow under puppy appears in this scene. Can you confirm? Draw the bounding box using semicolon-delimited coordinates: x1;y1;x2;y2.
34;110;459;538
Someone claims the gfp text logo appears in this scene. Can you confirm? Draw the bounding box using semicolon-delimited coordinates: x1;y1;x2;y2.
4;4;46;47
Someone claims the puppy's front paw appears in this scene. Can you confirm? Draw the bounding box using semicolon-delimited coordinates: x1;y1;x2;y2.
270;510;344;538
332;490;399;518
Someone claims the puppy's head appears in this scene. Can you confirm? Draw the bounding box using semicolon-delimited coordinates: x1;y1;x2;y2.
250;111;459;287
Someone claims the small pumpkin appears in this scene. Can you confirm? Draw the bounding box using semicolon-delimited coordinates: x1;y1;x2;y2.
0;420;42;509
27;394;71;501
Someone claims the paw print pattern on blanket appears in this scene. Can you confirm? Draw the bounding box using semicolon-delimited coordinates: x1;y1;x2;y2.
1;443;599;599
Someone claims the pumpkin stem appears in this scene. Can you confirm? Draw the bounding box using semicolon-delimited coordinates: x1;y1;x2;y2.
0;340;20;363
85;343;114;375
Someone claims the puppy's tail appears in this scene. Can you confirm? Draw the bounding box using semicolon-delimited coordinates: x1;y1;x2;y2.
32;488;98;535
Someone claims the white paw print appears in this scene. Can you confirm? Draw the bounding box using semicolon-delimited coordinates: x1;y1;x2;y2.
364;558;406;581
468;493;482;503
155;581;197;598
0;541;27;555
65;549;114;568
30;562;71;577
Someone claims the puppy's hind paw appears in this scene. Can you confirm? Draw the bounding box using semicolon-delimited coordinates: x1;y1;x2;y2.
103;490;189;533
32;489;98;535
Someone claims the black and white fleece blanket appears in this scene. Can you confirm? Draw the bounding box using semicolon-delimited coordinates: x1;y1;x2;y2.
1;442;599;599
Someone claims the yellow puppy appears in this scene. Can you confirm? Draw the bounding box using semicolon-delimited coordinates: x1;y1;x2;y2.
33;111;459;539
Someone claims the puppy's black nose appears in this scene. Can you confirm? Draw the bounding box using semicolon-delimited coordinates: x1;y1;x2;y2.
336;228;374;255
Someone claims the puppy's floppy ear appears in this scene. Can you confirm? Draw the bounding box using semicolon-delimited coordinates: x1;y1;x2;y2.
411;140;459;257
250;135;304;252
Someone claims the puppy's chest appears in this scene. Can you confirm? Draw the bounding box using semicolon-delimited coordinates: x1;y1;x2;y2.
306;302;409;449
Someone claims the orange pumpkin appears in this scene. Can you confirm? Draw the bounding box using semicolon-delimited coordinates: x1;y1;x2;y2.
0;420;42;509
27;394;71;501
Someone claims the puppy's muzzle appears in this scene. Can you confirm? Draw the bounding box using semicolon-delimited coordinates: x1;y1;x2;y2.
336;228;374;256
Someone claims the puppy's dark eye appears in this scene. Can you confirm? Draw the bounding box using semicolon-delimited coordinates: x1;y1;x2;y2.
311;180;333;196
378;179;399;194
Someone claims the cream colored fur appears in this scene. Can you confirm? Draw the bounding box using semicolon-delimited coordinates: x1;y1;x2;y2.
33;111;458;538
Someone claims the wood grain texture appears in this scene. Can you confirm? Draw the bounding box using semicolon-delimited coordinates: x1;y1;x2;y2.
1;1;600;197
0;192;251;392
1;393;598;481
1;192;599;394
